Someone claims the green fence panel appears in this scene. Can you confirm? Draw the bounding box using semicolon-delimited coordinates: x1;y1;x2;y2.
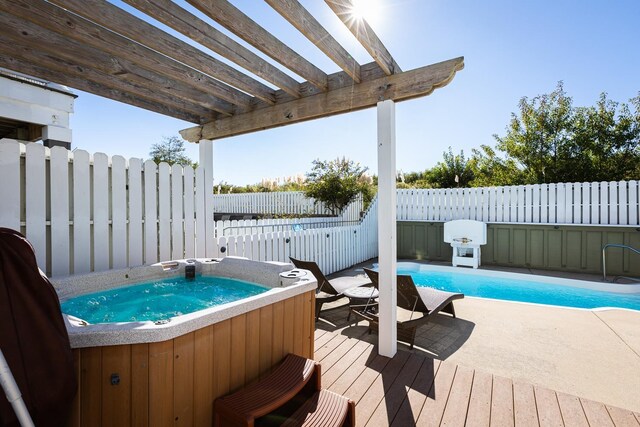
397;221;640;277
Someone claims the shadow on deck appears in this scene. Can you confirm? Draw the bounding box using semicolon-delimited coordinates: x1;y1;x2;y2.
314;303;640;426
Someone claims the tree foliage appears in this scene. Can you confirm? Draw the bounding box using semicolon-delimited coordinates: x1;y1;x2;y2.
467;145;523;186
149;136;195;167
494;82;639;183
399;83;639;189
427;147;475;188
304;157;374;215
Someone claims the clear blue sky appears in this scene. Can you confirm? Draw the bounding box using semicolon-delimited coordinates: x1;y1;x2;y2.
70;0;640;186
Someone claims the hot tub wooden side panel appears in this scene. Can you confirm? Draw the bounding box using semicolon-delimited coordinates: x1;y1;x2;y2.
66;290;315;427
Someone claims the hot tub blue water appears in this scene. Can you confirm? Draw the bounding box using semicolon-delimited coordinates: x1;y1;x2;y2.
61;276;268;324
394;263;640;311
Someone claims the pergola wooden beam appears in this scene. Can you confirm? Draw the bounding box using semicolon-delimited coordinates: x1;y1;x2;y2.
0;51;203;124
122;0;302;98
325;0;401;75
2;0;239;116
265;0;361;83
0;13;233;117
180;57;464;141
47;0;272;106
1;39;215;121
187;0;328;91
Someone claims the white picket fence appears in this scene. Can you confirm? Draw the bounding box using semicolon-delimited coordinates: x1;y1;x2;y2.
214;194;364;237
0;141;215;276
215;217;341;237
210;197;378;275
212;191;364;217
0;141;377;277
396;182;639;225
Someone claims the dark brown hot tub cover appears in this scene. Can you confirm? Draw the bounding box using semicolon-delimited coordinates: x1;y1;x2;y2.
0;228;76;427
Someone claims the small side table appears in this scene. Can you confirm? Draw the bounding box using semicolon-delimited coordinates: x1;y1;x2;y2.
344;286;379;321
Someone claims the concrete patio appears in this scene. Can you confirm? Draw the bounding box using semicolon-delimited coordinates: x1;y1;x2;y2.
320;261;640;414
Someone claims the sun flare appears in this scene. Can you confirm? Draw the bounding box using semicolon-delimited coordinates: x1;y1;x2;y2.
350;0;382;25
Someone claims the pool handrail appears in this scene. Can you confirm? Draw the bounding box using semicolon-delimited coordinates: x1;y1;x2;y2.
602;243;640;283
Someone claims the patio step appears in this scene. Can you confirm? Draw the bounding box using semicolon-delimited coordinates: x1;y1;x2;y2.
214;353;354;427
281;389;355;427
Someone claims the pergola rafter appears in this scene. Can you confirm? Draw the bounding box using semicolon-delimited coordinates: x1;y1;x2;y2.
0;0;463;136
120;0;302;98
265;0;362;83
325;0;401;75
186;0;329;91
47;0;267;106
0;12;230;117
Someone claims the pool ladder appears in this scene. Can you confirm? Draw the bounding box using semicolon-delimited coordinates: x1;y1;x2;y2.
601;244;640;283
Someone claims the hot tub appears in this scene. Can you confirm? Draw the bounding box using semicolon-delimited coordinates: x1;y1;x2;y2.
52;257;317;426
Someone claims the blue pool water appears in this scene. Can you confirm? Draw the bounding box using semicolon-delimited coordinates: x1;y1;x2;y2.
395;264;640;311
61;276;268;324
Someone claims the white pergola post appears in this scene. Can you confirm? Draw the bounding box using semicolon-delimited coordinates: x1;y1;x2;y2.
377;99;397;357
199;139;215;256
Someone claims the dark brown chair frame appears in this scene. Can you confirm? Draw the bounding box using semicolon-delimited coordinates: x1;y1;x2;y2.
289;257;370;321
351;268;464;349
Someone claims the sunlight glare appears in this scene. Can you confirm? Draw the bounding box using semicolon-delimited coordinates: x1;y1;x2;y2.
350;0;382;25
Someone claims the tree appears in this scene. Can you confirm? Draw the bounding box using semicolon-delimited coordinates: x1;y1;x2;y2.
427;147;474;188
468;145;523;187
571;93;640;181
494;82;640;183
304;157;373;215
494;82;574;183
149;136;195;167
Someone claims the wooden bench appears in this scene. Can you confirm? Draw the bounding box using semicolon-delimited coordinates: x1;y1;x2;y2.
213;353;354;427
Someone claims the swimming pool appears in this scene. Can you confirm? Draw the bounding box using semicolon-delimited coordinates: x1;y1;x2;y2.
61;276;269;324
395;262;640;311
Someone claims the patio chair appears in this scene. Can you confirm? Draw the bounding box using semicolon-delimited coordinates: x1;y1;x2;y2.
350;268;464;349
289;257;371;321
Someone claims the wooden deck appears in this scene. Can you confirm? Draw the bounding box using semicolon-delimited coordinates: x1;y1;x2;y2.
314;327;640;426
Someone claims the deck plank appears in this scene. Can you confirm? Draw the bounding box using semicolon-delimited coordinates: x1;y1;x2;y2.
317;336;361;373
534;386;563;427
390;358;441;427
465;370;493;427
415;360;457;427
440;364;475;427
606;405;640;427
313;328;334;349
314;332;348;361
580;399;614;426
490;375;514;427
365;353;425;426
321;339;373;388
353;351;411;426
314;328;328;341
557;392;589;427
312;328;639;427
328;345;385;396
513;381;539;426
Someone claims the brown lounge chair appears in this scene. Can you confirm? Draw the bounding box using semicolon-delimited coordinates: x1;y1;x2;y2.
289;257;371;321
351;268;464;349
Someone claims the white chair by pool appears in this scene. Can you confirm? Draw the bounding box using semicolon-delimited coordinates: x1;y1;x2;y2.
444;220;487;268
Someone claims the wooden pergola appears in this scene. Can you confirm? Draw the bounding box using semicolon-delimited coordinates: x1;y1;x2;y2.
0;0;464;357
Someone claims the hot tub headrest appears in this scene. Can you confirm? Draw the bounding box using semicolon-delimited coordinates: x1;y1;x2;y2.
213;256;294;287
